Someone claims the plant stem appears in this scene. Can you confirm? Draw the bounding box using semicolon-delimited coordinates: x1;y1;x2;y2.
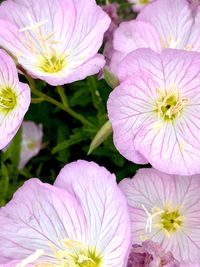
24;74;94;127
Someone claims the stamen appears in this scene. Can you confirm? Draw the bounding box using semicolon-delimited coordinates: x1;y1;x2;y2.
155;87;187;120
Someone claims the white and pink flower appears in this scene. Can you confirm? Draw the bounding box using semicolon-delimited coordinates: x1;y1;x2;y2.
120;168;200;263
0;160;131;266
108;49;200;175
111;0;200;72
0;0;110;86
0;49;30;150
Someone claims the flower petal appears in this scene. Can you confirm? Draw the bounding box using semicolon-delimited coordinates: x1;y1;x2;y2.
54;160;131;266
137;0;193;49
0;50;30;150
120;168;200;262
0;179;85;264
113;20;162;54
110;48;200;174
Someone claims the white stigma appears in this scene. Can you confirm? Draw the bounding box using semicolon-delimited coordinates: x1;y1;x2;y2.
141;204;164;233
16;249;44;267
19;13;48;32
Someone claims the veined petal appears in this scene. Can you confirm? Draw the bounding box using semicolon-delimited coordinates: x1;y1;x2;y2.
107;76;155;164
137;0;193;49
68;0;111;63
0;50;30;150
119;168;200;262
54;160;131;266
0;179;86;264
0;0;110;85
113;20;162;54
109;48;200;174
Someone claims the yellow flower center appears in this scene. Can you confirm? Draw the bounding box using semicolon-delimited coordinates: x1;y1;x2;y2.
18;240;102;267
40;54;66;74
0;87;16;112
19;14;67;74
155;88;187;121
160;209;183;233
139;0;150;4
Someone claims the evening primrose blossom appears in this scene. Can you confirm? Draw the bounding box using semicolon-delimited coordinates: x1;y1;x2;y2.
111;0;200;72
120;168;200;263
0;0;110;86
0;160;131;266
0;49;30;150
108;48;200;175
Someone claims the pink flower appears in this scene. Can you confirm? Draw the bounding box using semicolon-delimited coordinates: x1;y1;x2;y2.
120;168;200;263
19;121;43;169
108;48;200;175
0;160;131;266
0;0;111;86
111;0;200;72
128;0;155;12
0;49;30;150
127;240;179;267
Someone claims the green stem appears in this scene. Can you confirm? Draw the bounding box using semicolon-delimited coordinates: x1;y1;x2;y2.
24;74;94;127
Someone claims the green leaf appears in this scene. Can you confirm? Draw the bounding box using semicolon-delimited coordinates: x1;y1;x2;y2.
2;127;22;168
0;163;9;206
87;76;106;118
52;129;90;154
88;120;112;154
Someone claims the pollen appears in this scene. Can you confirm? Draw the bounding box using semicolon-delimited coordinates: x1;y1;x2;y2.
160;208;183;233
40;54;66;74
23;239;102;267
155;88;187;121
0;87;17;112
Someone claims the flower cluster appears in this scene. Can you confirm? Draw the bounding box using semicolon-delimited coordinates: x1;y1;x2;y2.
1;0;200;266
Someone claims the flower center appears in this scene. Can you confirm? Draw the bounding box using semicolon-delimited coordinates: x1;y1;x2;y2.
19;14;67;74
160;209;183;233
0;87;16;112
40;54;66;74
139;0;150;4
155;89;187;120
22;239;102;267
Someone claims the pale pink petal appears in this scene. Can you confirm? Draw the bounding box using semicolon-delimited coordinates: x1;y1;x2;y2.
109;48;200;174
120;168;200;262
0;50;30;150
54;160;131;266
0;179;85;264
0;0;110;85
113;20;162;54
137;0;193;49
